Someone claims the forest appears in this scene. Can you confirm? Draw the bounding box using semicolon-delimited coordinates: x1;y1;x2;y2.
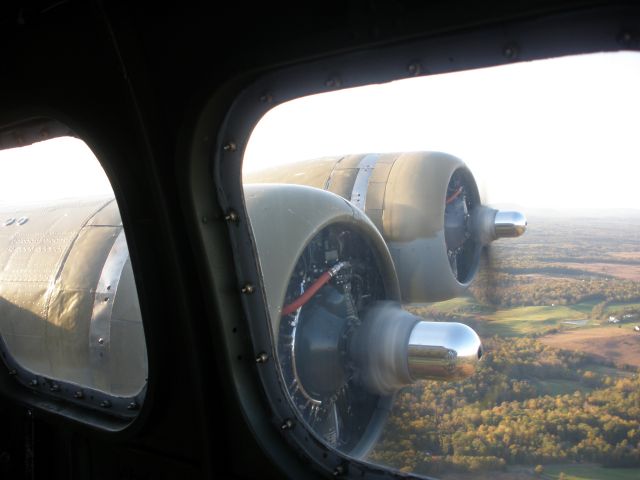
370;213;640;478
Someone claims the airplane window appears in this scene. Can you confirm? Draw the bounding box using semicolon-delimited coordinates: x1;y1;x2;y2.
0;135;147;414
242;51;640;477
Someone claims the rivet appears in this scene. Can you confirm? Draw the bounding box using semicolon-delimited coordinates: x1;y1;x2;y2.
255;352;269;364
223;142;237;152
241;283;255;294
503;43;518;59
30;379;38;387
127;401;139;410
333;465;345;476
224;210;239;223
8;369;16;376
100;400;112;408
325;76;341;88
620;31;633;44
407;62;422;76
50;384;60;392
3;218;15;226
281;418;295;430
73;391;84;399
98;337;105;345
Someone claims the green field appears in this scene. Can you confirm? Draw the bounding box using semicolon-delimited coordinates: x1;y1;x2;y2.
590;364;636;379
543;464;640;480
412;298;601;337
408;297;489;315
478;304;592;337
605;301;640;314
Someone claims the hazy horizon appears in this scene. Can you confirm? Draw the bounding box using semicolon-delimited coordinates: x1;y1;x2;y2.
244;51;640;211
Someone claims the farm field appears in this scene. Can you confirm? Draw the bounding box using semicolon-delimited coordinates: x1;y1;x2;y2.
543;464;640;480
546;262;640;281
436;465;640;480
539;326;640;367
378;214;640;477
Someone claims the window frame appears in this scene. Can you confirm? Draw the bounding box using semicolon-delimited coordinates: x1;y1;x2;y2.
0;119;147;427
191;5;640;478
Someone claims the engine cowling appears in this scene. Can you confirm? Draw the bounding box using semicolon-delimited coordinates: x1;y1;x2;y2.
245;151;526;302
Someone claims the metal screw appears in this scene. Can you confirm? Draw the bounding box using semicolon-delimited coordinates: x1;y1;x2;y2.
260;93;273;104
17;217;28;226
223;142;237;152
50;384;60;392
8;369;16;376
620;31;633;45
255;352;269;364
98;337;105;345
3;218;15;226
127;401;139;410
73;391;84;399
100;400;112;408
503;44;518;59
407;62;422;76
333;465;345;476
224;210;239;223
241;283;255;294
30;379;38;387
325;76;341;88
281;418;295;430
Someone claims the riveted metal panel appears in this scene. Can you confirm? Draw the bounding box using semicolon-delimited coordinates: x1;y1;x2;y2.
0;197;147;405
89;229;130;391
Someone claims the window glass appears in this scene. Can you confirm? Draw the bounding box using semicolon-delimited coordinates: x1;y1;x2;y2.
243;52;640;477
0;135;147;402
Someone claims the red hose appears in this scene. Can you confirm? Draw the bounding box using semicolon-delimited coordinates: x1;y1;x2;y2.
446;186;463;204
281;270;332;316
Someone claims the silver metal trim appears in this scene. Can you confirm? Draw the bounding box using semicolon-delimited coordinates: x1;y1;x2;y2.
494;210;527;238
89;229;130;388
407;321;482;381
349;154;380;210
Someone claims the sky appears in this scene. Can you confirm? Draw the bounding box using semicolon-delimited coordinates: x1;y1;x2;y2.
0;136;113;206
0;52;638;211
244;51;640;210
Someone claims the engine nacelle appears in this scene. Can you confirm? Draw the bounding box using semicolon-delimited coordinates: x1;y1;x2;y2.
244;183;481;455
245;151;526;302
